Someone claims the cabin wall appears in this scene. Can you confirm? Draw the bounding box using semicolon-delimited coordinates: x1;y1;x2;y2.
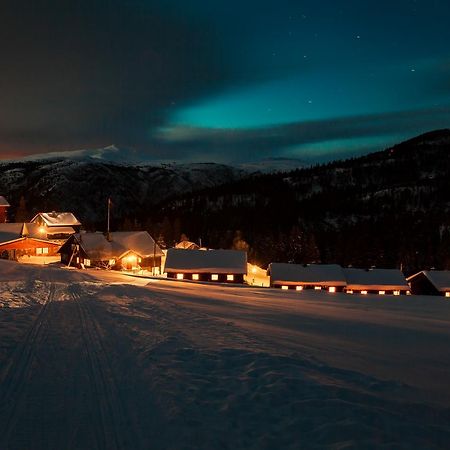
0;206;8;223
167;272;245;284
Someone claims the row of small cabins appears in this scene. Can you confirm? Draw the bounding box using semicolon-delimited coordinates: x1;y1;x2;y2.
0;196;449;297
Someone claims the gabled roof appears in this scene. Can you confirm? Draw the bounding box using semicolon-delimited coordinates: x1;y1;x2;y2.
407;270;450;292
112;231;163;258
344;268;409;290
175;240;200;250
164;248;247;274
60;231;162;261
31;212;81;227
0;196;10;207
267;263;347;286
0;223;24;244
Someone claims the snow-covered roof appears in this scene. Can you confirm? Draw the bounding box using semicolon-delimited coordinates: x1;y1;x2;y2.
111;231;163;258
0;196;10;207
267;263;347;286
65;231;162;260
344;268;409;290
407;270;450;292
45;226;76;235
175;240;200;250
32;212;81;227
0;223;23;244
164;248;247;274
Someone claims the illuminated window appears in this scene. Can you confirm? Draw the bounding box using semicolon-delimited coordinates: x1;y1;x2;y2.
138;257;142;263
227;274;234;281
43;247;49;254
36;248;43;255
109;259;115;266
211;274;219;281
296;286;303;291
347;289;354;294
176;273;184;280
85;259;91;267
406;291;411;295
328;287;336;293
393;290;400;296
361;290;368;295
314;286;322;290
379;290;385;295
446;292;450;298
192;274;199;280
281;285;289;290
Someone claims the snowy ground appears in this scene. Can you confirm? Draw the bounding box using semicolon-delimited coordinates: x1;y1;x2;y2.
0;260;449;449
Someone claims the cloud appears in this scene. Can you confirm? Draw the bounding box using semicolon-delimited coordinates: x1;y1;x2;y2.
154;106;450;162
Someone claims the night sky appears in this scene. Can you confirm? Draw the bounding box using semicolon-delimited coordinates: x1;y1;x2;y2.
1;0;450;163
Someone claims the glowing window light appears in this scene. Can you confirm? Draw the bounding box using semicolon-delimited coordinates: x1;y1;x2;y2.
406;291;411;295
328;287;336;293
314;286;322;290
211;274;219;281
281;285;289;290
227;274;234;281
445;292;450;298
347;289;354;294
379;290;386;295
38;226;46;235
296;286;303;291
192;274;199;280
393;290;400;296
176;273;184;280
361;290;368;295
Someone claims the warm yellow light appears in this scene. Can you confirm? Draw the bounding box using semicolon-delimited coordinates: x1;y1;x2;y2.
296;286;303;291
347;289;354;294
328;287;336;293
281;285;289;290
406;291;411;295
393;290;400;296
379;290;385;295
211;274;219;281
192;274;199;280
251;266;257;274
39;227;46;234
227;274;234;281
445;292;450;298
124;254;137;263
176;273;184;280
314;286;322;290
361;290;368;295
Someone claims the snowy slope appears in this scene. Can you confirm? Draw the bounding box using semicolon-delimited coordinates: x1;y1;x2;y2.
1;260;449;449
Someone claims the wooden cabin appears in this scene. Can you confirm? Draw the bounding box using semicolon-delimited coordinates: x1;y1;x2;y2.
267;263;347;292
343;268;410;295
59;231;163;272
407;270;450;297
164;248;247;283
0;196;10;223
0;223;60;260
30;211;81;240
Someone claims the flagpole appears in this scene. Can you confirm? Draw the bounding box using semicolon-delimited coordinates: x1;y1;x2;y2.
107;198;110;235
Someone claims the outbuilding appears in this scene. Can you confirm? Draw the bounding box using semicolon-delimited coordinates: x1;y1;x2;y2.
164;248;247;283
343;268;410;295
267;263;347;292
406;270;450;297
58;231;163;272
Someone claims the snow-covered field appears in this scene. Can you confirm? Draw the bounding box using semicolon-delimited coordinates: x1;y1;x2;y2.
0;260;449;449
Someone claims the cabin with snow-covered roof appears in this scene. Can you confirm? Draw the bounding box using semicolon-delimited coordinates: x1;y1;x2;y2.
59;231;163;271
30;211;81;239
407;270;450;297
164;248;247;283
0;196;10;223
267;263;347;292
343;268;410;295
0;222;60;260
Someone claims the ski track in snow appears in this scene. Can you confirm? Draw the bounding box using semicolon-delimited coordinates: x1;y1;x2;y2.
0;260;449;449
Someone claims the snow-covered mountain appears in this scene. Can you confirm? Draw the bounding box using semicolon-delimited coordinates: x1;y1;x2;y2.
0;158;247;225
